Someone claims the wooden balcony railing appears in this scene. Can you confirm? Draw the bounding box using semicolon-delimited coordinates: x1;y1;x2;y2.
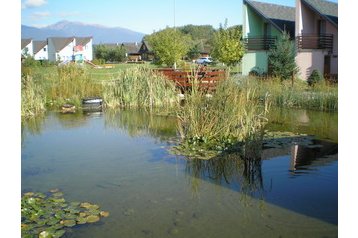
243;36;276;50
296;34;333;51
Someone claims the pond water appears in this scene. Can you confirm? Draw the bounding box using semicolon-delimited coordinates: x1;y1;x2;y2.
21;108;338;238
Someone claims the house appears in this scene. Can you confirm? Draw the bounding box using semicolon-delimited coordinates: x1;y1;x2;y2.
138;41;155;61
75;37;93;61
121;42;141;62
33;41;48;60
47;36;93;62
47;37;76;62
242;0;295;75
21;38;33;58
295;0;338;80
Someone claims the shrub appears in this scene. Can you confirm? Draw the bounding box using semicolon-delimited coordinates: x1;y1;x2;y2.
307;69;324;86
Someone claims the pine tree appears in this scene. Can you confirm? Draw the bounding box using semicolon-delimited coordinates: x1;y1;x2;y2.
268;31;298;81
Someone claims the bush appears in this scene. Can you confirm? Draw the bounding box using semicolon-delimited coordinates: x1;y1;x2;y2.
307;69;323;86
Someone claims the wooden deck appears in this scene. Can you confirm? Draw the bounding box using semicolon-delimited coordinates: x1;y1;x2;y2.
155;68;227;92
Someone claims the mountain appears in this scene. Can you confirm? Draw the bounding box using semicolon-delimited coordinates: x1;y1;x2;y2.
21;20;146;44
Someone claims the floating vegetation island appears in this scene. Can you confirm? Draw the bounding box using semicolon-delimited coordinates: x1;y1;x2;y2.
21;189;109;238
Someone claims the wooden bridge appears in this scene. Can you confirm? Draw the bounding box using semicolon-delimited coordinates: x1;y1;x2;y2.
155;68;227;92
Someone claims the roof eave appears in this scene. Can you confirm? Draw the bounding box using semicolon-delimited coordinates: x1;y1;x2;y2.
244;0;288;34
301;0;338;28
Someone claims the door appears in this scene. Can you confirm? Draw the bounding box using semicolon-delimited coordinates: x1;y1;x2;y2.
324;55;331;77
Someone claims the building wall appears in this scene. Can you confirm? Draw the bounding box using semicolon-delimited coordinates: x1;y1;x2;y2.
242;51;269;75
295;0;338;80
47;39;57;61
82;39;93;61
58;40;76;62
242;2;283;75
22;41;33;57
34;45;48;60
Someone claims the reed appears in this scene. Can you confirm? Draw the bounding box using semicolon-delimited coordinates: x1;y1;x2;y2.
21;75;46;118
174;75;269;159
251;77;338;111
47;64;103;107
102;66;179;109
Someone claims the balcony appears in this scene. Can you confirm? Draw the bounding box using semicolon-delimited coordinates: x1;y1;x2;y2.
296;34;333;51
243;36;276;51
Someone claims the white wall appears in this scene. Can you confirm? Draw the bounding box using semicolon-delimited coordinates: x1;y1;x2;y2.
57;40;75;62
34;45;48;60
22;41;33;57
82;39;93;61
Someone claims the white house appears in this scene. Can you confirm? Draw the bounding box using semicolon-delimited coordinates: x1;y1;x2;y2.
21;38;33;58
75;37;93;61
47;36;93;62
33;41;48;60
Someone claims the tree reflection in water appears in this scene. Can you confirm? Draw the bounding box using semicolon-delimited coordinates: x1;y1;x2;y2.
185;145;265;199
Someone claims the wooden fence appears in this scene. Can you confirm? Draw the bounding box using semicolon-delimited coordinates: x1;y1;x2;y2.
155;68;227;92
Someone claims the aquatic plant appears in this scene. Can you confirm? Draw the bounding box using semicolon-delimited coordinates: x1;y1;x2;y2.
21;75;46;118
248;76;338;111
47;63;103;108
21;189;109;238
174;76;270;159
102;66;179;109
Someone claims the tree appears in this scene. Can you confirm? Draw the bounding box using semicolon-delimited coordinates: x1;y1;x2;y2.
146;27;191;67
187;43;201;60
211;21;245;67
268;31;298;81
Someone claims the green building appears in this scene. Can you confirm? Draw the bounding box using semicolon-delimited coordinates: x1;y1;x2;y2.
242;0;295;75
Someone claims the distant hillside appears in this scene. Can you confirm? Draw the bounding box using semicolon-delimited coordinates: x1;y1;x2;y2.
21;20;146;44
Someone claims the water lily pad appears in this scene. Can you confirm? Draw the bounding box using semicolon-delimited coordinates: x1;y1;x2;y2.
39;230;52;238
86;215;100;223
52;192;64;197
76;217;87;225
80;202;92;208
100;211;109;217
62;219;76;227
53;229;66;238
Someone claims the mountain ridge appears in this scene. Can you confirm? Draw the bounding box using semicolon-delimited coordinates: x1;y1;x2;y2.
21;20;146;44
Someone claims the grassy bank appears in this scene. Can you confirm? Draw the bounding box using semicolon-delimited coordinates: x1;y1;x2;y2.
246;77;338;111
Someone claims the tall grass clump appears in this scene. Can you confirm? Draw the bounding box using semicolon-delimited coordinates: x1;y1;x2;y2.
251;77;338;111
47;63;102;107
175;76;270;159
21;75;46;118
102;66;179;109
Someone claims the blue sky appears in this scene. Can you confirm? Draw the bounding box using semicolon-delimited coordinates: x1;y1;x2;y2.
22;0;337;34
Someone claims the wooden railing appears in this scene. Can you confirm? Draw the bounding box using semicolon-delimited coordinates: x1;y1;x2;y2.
155;68;227;92
296;34;333;51
243;36;276;50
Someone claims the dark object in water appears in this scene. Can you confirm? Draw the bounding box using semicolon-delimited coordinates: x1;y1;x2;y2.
82;97;103;112
61;104;76;113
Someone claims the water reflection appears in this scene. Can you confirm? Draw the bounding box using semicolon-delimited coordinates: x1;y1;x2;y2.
267;107;338;143
104;109;177;142
184;138;338;224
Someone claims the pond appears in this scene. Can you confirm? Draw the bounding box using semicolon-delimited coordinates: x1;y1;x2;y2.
21;108;338;238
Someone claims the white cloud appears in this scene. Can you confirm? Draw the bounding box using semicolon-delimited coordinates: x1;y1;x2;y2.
22;0;47;9
32;11;50;18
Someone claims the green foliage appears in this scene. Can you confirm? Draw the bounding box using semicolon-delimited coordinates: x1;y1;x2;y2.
102;66;179;108
21;190;109;238
268;32;298;81
249;76;338;111
94;44;126;63
146;28;191;67
187;43;201;60
307;69;324;86
48;64;103;107
211;21;245;66
174;75;269;159
21;75;46;118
